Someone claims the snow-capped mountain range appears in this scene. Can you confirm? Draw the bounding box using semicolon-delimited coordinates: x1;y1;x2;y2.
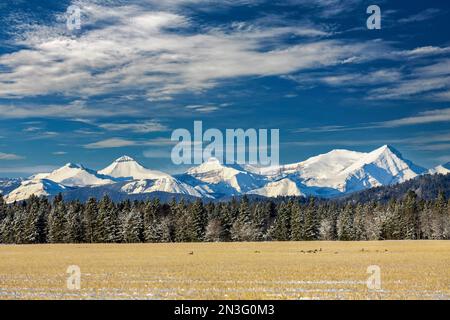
2;146;448;203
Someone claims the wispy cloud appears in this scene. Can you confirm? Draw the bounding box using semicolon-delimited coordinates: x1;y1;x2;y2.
0;101;141;119
398;8;441;24
0;152;24;160
142;149;171;159
84;137;175;149
0;165;56;174
0;0;384;102
296;108;450;133
185;105;220;113
376;108;450;128
84;138;138;149
395;46;450;58
98;120;169;133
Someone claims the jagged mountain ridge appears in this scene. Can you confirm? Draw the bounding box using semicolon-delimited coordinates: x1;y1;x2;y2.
2;145;443;203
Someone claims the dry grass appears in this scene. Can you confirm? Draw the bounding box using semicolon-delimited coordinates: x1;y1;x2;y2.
0;241;449;300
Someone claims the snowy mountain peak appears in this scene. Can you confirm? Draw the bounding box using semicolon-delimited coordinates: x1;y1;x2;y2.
370;144;402;158
46;163;113;187
114;155;136;163
186;157;238;174
63;163;85;169
99;155;169;180
339;145;426;193
5;179;69;204
429;162;450;175
2;146;435;202
183;158;265;195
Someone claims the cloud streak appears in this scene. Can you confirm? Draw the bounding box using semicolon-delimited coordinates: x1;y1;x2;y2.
0;152;24;160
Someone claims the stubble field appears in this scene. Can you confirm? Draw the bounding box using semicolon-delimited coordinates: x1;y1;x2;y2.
0;241;449;300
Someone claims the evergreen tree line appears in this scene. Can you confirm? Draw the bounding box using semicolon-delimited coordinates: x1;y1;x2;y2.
0;190;449;244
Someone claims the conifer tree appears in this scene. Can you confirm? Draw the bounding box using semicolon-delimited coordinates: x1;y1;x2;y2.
191;199;207;241
220;203;234;241
0;209;15;243
0;194;6;222
303;199;319;240
352;204;367;240
230;197;259;241
290;201;304;241
65;201;85;243
83;198;98;243
402;190;419;239
121;209;143;243
23;196;45;244
47;194;67;243
337;203;354;241
269;202;291;241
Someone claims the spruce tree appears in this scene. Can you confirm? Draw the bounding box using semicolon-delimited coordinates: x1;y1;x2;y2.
65;201;85;243
220;203;234;241
270;202;291;241
192;199;207;241
121;209;143;243
0;194;6;222
290;201;304;241
230;197;259;241
47;195;67;243
83;198;98;243
303;199;319;240
402;190;419;239
23;196;45;244
337;203;354;241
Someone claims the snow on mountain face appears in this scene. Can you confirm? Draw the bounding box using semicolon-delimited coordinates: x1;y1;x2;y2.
121;177;204;198
249;146;426;197
183;157;265;195
2;146;432;202
45;163;114;187
0;178;22;196
5;179;68;204
247;178;303;197
275;149;365;189
339;145;426;193
99;156;169;180
429;162;450;175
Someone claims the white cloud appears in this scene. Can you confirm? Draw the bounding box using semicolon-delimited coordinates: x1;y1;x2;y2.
0;152;24;160
98;120;169;133
370;76;450;100
395;46;450;58
377;108;450;128
84;137;175;149
185;105;220;113
84;138;137;149
398;8;441;24
0;165;57;174
319;69;402;86
0;100;141;119
142;149;171;159
415;59;450;76
0;0;383;102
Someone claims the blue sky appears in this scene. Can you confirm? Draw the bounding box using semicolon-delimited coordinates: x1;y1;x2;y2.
0;0;449;177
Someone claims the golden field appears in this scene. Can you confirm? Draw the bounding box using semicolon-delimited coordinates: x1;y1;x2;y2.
0;241;449;300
